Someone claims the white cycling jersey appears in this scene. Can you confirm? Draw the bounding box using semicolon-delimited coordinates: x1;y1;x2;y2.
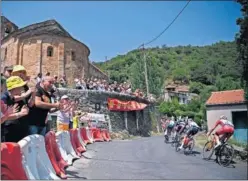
189;121;199;128
177;121;185;126
220;119;234;127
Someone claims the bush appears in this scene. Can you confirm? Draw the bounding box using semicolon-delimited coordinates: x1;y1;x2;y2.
184;111;195;118
194;117;202;127
174;110;184;117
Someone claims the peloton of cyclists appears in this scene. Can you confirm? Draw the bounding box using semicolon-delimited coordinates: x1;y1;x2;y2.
207;115;234;149
161;114;235;152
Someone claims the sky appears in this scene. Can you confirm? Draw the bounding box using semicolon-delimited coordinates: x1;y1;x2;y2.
2;1;242;62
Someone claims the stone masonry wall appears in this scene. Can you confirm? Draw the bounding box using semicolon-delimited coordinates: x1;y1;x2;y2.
1;38;19;69
1;28;107;84
88;63;108;80
1;35;90;83
57;88;153;136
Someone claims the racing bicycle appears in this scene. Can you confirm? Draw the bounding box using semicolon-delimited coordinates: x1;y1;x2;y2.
202;133;234;167
171;127;188;147
164;127;175;143
175;134;195;154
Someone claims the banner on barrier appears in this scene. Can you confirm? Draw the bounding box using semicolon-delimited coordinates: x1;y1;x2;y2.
80;113;106;122
107;98;147;111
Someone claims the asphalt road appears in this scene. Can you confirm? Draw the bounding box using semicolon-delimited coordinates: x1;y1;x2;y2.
66;136;248;179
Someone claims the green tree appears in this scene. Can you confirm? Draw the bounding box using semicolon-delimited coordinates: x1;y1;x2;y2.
236;0;248;100
95;41;242;100
189;82;205;94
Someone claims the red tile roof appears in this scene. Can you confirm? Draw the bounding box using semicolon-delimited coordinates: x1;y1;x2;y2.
206;89;245;105
176;85;189;92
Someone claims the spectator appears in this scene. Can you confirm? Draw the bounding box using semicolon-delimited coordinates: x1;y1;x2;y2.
36;73;42;84
1;77;10;124
28;76;62;136
11;65;36;139
1;100;9;124
3;66;13;79
69;101;77;129
54;75;59;88
46;72;50;76
56;95;73;131
74;78;82;89
72;111;82;129
62;75;67;86
1;76;7;94
60;77;67;88
80;78;87;90
1;76;30;142
126;84;132;94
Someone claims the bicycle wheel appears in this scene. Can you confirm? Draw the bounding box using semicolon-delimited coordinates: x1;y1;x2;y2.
164;135;169;143
217;144;234;167
202;141;215;160
171;134;178;147
175;137;183;152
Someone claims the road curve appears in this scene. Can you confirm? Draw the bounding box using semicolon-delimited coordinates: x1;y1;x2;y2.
66;136;247;179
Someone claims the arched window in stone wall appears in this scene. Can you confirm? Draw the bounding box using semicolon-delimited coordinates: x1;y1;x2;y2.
71;51;75;61
47;46;53;57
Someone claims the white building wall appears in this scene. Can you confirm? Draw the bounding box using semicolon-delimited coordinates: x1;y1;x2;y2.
206;104;247;131
164;91;197;105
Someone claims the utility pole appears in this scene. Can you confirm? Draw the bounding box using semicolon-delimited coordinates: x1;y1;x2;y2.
105;56;110;81
142;44;149;97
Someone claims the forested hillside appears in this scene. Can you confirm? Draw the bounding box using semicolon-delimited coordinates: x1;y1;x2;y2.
94;41;242;122
94;41;242;97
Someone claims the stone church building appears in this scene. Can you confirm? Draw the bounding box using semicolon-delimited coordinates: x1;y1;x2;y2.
1;16;108;84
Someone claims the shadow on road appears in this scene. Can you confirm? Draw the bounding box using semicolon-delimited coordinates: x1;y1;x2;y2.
225;164;236;168
66;170;87;179
81;156;209;166
202;158;237;168
184;150;201;156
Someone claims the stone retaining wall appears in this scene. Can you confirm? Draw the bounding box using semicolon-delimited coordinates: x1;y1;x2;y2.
55;88;153;136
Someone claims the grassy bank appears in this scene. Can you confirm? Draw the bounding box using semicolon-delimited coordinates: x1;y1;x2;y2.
195;135;206;147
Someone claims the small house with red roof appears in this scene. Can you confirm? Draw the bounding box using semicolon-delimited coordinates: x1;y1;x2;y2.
206;89;248;143
163;84;198;104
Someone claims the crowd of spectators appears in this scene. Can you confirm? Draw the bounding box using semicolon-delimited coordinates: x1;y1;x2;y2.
35;72;147;99
0;65;84;143
73;77;146;97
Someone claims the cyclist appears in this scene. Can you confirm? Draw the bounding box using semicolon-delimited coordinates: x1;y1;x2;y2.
178;118;200;150
207;115;234;149
175;119;186;136
164;116;175;138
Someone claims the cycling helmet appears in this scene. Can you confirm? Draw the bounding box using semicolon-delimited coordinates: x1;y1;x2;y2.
220;115;227;120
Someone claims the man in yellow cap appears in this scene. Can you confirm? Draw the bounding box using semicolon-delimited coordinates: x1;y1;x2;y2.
1;76;30;142
11;65;36;139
